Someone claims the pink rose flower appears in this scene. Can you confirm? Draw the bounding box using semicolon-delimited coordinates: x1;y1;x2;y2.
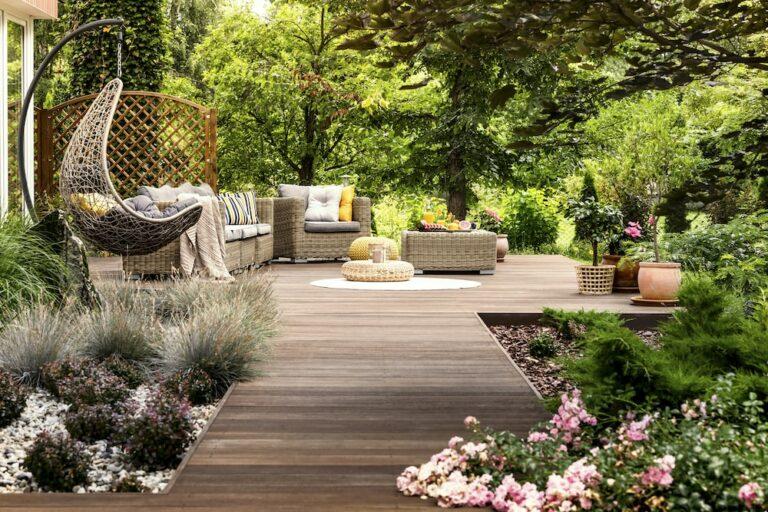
641;455;675;488
464;416;479;428
739;482;763;508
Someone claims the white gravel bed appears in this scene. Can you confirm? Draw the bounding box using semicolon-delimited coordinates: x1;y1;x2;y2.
0;386;216;494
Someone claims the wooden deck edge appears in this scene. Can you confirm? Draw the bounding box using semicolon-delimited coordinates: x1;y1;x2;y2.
473;312;544;401
162;382;238;495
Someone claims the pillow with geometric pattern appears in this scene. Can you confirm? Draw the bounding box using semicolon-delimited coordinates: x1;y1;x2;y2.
217;191;259;225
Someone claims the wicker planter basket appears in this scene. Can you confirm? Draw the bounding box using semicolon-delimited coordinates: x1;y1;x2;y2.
575;265;615;295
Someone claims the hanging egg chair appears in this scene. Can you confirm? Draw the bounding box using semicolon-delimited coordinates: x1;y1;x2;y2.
59;77;203;255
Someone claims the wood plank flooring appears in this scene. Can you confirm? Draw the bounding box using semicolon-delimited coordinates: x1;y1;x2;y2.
0;256;664;511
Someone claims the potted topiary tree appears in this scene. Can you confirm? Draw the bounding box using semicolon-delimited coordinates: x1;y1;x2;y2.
566;198;624;295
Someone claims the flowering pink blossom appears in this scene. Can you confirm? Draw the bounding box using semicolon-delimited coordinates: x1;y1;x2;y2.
527;431;550;443
640;455;675;488
648;215;656;226
618;414;652;443
624;222;642;239
543;459;602;510
484;208;502;222
492;475;544;511
549;390;597;447
448;436;464;449
738;482;763;508
681;398;707;420
464;416;479;428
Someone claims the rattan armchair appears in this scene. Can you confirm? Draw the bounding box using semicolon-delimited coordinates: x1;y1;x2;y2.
123;198;274;276
273;196;371;260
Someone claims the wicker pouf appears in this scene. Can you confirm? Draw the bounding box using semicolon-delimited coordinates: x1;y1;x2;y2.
341;260;414;282
575;265;615;295
348;236;400;260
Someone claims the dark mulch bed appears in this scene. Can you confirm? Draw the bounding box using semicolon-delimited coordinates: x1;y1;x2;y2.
490;324;661;399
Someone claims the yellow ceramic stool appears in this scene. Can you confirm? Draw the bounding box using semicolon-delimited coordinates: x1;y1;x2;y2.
348;236;400;260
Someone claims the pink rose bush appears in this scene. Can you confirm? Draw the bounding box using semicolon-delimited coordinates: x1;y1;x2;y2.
623;222;642;240
397;382;768;510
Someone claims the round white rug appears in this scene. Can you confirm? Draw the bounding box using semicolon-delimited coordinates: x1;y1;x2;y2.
310;277;482;291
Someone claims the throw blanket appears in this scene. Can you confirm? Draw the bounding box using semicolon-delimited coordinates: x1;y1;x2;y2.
177;194;232;281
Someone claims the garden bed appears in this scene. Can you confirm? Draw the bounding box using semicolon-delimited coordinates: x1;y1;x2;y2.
0;273;277;494
0;382;221;494
481;312;668;398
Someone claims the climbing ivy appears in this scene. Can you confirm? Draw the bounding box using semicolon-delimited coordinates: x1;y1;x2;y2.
67;0;167;96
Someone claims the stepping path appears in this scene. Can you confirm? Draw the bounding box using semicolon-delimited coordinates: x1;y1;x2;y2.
1;256;663;511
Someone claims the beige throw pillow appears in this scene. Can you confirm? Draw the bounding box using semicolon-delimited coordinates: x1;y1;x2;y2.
305;185;343;222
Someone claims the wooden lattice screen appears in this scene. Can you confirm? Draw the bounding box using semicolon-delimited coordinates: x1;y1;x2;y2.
36;91;217;199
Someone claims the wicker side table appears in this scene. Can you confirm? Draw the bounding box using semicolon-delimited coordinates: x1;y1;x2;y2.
341;260;415;282
401;230;497;274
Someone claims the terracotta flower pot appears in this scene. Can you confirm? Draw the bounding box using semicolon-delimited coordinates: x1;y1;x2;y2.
638;262;681;301
601;254;640;291
496;234;509;262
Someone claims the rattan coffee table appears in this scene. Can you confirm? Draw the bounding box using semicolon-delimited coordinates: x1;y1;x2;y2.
401;230;496;274
341;260;415;282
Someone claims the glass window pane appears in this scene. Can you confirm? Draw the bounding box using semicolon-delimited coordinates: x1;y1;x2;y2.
7;20;25;213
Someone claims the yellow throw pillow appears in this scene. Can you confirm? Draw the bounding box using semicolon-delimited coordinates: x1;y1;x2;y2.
70;193;118;217
338;185;355;222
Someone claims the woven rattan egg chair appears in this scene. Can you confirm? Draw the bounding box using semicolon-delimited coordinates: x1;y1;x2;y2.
59;78;203;256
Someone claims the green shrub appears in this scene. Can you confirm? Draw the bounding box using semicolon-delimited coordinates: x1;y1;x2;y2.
120;390;193;470
528;333;557;359
541;308;623;340
40;358;85;398
562;275;768;420
101;355;145;389
157;273;276;396
80;295;159;363
64;403;122;443
0;369;27;427
0;216;67;322
163;367;217;405
58;370;129;410
0;305;77;386
24;432;91;491
112;474;146;493
42;358;129;409
159;300;271;397
502;190;560;251
665;212;767;272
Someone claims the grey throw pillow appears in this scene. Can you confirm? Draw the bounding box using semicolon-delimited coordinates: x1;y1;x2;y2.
137;182;214;202
305;185;343;222
278;184;311;208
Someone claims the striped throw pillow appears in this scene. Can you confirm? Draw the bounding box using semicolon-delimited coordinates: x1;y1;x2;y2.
218;191;260;225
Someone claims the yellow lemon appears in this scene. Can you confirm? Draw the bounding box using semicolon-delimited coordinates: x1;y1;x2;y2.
447;222;460;231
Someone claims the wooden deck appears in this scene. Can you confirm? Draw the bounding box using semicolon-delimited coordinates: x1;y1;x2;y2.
0;256;664;511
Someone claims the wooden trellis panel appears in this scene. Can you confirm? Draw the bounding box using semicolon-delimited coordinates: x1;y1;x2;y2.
36;91;217;199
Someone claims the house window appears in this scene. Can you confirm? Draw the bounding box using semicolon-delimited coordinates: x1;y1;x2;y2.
0;11;33;216
7;19;24;212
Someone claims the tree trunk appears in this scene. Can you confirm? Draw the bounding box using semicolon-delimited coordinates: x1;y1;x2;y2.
591;240;600;266
446;70;467;219
447;150;468;219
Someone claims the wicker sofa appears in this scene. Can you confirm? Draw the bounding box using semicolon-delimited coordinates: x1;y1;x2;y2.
123;198;274;276
273;196;371;260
